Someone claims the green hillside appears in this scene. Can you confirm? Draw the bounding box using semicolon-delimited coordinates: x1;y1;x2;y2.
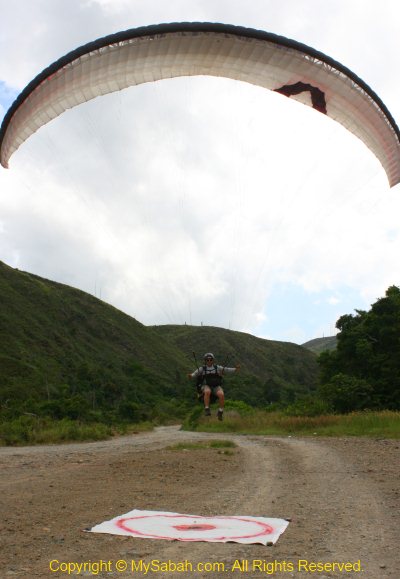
302;336;337;354
0;260;318;427
0;260;190;423
151;324;319;406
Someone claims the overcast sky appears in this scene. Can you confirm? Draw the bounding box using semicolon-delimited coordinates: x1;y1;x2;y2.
1;0;400;344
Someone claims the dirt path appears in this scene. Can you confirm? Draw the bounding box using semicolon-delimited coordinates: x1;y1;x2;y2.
1;426;399;578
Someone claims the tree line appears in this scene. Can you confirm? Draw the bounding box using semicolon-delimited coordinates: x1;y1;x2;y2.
317;286;400;413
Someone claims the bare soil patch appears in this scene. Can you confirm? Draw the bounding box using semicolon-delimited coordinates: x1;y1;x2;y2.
1;426;399;578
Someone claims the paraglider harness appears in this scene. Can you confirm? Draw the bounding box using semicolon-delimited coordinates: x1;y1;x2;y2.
193;352;227;404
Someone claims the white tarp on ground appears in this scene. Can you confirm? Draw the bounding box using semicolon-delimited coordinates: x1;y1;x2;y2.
88;509;289;545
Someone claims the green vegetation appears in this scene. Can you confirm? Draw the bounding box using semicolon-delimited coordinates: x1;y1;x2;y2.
0;260;318;445
185;407;400;438
0;415;113;446
2;259;399;444
302;336;337;354
317;286;400;412
151;324;319;407
0;414;154;447
0;260;192;443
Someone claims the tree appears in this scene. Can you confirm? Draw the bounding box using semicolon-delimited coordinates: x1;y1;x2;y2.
318;286;400;410
318;374;373;413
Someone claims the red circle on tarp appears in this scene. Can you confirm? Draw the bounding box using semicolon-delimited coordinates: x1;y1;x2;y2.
115;514;274;541
173;523;216;531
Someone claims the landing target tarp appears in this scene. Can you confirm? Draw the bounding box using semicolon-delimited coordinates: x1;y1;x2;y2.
88;509;289;545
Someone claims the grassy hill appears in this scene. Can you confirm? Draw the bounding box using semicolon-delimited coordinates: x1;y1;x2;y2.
302;336;337;354
0;260;319;426
151;324;319;406
0;260;191;423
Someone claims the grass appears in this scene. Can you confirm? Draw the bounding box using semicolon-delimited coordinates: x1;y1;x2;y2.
2;409;398;445
190;409;400;438
0;416;111;446
0;416;153;446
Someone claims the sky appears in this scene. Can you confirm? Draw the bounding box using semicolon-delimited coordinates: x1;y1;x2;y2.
1;0;400;344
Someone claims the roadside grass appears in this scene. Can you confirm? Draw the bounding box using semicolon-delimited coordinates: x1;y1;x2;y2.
190;410;400;438
0;416;153;446
2;409;399;445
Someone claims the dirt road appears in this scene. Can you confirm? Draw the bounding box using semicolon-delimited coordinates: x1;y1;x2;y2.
1;426;399;578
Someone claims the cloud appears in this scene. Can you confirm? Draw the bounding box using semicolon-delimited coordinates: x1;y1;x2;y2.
1;0;400;342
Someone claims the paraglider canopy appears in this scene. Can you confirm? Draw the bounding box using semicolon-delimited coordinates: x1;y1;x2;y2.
1;22;399;186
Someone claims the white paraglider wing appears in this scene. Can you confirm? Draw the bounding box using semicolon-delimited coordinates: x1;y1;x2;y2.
1;23;399;187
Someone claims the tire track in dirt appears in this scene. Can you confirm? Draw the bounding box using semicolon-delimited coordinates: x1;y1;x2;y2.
1;427;399;578
107;432;398;579
250;437;395;578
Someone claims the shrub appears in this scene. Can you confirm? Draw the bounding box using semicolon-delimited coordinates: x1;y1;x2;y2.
225;400;255;415
283;395;332;417
318;373;374;413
